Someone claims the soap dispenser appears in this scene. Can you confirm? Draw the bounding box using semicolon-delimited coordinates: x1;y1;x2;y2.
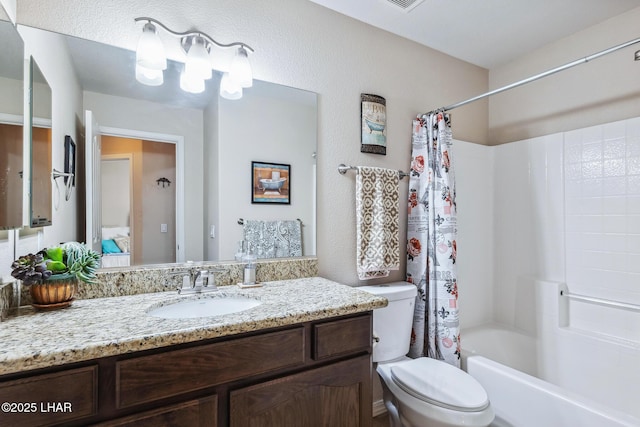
242;243;257;285
235;240;246;261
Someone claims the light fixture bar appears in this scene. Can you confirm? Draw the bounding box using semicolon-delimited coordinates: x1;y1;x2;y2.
134;17;254;99
134;17;255;52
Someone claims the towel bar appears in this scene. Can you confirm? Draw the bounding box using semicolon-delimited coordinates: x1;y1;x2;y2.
337;163;409;179
560;290;640;312
238;218;303;226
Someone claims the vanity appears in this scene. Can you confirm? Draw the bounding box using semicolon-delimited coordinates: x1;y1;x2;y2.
0;277;386;426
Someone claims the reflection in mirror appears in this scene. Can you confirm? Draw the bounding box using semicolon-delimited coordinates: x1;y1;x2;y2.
100;137;177;267
29;58;52;227
0;19;25;229
22;26;317;266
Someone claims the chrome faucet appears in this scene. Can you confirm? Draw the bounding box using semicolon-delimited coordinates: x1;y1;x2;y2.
166;268;220;295
189;269;204;287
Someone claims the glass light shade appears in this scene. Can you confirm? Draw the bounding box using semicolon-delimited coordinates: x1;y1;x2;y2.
135;63;164;86
180;68;205;94
219;72;243;100
136;23;167;71
229;46;252;88
185;36;212;80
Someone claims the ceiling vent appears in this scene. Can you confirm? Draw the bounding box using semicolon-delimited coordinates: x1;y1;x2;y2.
384;0;426;12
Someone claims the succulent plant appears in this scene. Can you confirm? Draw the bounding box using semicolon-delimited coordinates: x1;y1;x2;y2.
11;251;52;285
60;241;101;284
11;242;101;285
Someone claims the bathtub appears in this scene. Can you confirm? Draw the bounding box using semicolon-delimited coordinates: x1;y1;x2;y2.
461;324;640;427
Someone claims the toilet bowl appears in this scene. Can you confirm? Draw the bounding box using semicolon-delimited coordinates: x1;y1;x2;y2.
359;283;494;427
377;357;494;427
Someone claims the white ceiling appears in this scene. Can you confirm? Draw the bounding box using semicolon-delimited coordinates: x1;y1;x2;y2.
308;0;640;69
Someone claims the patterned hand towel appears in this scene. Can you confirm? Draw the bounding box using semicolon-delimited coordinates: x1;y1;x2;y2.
244;220;303;258
356;166;400;280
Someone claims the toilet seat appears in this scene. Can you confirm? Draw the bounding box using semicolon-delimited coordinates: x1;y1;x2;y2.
390;358;490;412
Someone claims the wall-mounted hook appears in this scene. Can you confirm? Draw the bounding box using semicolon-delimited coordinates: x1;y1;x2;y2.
156;177;172;188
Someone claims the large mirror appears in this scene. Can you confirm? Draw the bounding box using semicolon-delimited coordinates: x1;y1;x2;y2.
21;26;317;266
29;58;52;227
0;19;25;230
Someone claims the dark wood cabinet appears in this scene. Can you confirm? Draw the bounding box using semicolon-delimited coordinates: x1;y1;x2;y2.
0;365;98;426
0;312;373;427
230;355;371;427
95;395;218;427
116;327;305;409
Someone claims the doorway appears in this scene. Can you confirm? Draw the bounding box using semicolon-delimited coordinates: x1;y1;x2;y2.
100;135;177;265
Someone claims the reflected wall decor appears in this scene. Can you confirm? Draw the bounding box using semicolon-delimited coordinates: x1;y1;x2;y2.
360;93;386;155
251;161;290;204
64;135;76;186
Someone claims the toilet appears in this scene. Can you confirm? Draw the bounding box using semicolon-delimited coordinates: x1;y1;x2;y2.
360;282;494;427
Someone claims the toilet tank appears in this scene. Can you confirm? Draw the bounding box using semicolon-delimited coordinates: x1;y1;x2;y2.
358;282;417;363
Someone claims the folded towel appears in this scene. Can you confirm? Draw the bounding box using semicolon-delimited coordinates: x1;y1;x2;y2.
243;220;303;259
356;166;400;280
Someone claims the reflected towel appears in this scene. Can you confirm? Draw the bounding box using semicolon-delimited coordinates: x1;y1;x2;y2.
243;220;302;259
356;166;400;280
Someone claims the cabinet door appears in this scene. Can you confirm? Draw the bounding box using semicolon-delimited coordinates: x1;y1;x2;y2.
0;365;97;427
95;395;217;427
230;355;372;427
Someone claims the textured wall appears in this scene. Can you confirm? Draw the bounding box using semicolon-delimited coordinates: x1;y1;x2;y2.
489;7;640;145
16;0;489;285
0;0;15;22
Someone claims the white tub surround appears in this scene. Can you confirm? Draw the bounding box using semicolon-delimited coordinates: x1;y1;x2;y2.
454;116;640;425
465;356;639;427
461;280;640;425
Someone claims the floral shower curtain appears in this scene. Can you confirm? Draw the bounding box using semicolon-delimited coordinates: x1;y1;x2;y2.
406;112;460;367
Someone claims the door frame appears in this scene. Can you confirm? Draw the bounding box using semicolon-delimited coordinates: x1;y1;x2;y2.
98;126;185;263
101;154;134;260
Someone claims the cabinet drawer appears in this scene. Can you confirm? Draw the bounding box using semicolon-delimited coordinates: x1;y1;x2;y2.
96;395;217;427
116;327;305;408
0;365;98;427
313;314;371;360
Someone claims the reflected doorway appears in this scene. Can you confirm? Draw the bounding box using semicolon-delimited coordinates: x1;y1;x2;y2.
100;136;176;266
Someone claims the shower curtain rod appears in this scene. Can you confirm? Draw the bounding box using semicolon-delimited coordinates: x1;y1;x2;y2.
425;36;640;116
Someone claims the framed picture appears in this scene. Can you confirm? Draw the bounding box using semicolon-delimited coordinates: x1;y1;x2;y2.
251;161;291;204
64;135;76;186
360;93;387;155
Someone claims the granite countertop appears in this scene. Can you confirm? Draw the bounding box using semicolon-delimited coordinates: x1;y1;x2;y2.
0;277;387;376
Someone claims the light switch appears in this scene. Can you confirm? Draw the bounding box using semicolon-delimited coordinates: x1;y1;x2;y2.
160;223;168;233
210;225;215;238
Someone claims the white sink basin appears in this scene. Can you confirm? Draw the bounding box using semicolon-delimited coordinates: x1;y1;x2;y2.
148;296;262;319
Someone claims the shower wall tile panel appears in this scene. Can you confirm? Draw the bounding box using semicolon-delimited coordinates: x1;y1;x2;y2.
492;134;564;328
564;116;640;308
454;141;495;328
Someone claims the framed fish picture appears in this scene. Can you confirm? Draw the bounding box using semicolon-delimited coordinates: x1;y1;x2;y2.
360;93;386;155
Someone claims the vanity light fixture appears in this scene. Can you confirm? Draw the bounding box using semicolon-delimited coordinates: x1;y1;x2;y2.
134;17;254;98
230;46;253;88
136;63;164;86
219;72;242;100
136;22;167;70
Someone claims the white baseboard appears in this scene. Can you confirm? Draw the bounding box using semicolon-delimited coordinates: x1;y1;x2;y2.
373;399;387;417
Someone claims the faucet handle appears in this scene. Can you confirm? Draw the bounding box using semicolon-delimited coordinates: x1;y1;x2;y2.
166;270;189;292
201;269;220;291
199;270;209;287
